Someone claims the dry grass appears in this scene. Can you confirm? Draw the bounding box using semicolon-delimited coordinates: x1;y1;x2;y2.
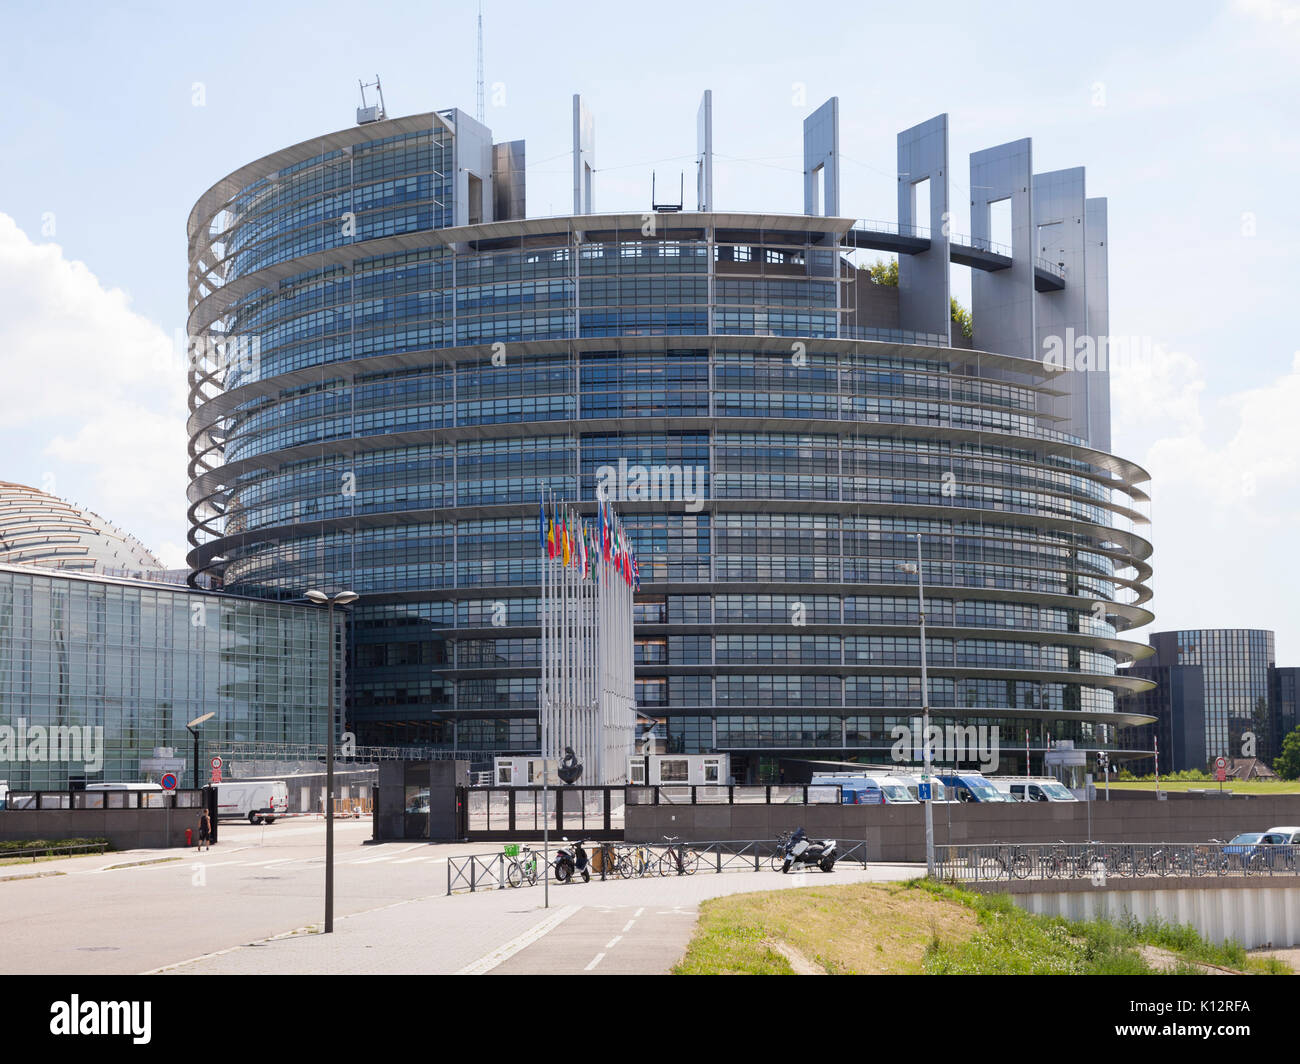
673;881;978;975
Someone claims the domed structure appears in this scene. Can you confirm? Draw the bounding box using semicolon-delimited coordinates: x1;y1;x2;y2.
0;481;164;574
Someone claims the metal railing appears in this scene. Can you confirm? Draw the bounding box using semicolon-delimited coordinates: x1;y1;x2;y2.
445;837;871;894
935;842;1300;883
0;841;111;862
0;789;205;811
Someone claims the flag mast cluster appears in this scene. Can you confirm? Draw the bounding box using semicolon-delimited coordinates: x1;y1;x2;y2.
539;492;638;785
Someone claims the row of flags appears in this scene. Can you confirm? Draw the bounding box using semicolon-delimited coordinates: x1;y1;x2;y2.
538;495;640;590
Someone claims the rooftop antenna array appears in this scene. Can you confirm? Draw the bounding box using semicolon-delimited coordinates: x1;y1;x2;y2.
357;76;387;125
651;171;684;213
476;2;485;123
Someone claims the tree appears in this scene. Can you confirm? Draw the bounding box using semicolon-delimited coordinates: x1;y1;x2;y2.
863;258;973;338
1274;726;1300;780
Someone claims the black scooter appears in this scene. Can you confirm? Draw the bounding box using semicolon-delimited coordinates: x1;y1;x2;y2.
554;837;590;883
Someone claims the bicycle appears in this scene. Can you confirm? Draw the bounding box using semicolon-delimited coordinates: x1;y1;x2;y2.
658;835;698;877
505;844;538;888
979;845;1031;880
622;843;654;878
770;831;792;872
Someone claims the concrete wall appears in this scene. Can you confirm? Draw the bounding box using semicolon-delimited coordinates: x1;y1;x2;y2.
625;795;1300;862
980;877;1300;949
0;807;201;849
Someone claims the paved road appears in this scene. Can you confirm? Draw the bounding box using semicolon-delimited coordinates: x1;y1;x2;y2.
0;823;923;975
0;819;505;974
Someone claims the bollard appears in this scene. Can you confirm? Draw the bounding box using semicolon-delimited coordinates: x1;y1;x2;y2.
446;859;451;897
470;858;477;893
716;849;721;874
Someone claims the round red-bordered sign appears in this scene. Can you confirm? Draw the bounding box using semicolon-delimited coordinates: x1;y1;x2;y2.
161;773;178;791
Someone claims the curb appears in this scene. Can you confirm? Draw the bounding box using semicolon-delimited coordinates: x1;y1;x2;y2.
0;870;68;883
101;856;185;871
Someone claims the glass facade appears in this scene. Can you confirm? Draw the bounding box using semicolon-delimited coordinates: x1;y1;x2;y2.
1149;629;1276;761
187;110;1155;773
0;565;331;788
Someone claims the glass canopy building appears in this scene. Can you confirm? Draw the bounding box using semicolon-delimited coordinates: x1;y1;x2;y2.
186;98;1155;779
0;564;330;789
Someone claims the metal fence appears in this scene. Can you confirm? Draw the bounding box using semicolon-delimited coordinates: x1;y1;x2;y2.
0;841;111;862
935;842;1300;884
0;789;206;811
445;837;870;894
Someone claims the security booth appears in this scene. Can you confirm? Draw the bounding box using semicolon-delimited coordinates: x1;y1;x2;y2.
627;754;730;786
375;760;470;840
492;757;560;786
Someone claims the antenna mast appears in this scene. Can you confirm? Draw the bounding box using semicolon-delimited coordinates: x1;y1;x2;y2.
476;3;485;123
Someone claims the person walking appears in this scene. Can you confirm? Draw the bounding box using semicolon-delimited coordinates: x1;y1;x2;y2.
198;809;212;852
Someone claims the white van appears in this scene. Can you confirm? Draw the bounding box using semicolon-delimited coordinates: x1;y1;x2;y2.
889;773;954;803
854;775;918;804
1264;826;1300;845
215;780;288;824
85;782;163;792
990;777;1078;803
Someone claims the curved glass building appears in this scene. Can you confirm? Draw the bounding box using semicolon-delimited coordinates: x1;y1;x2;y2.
187;100;1155;780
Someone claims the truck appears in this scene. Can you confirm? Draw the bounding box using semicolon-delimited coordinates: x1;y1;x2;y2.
215;780;288;824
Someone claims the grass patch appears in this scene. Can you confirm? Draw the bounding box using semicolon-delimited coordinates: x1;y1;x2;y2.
674;878;1294;975
1108;779;1300;794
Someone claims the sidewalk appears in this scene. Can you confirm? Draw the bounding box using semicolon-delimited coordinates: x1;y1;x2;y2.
159;862;925;975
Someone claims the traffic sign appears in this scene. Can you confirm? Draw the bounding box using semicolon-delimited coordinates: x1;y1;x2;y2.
917;783;932;801
210;756;223;769
160;773;178;791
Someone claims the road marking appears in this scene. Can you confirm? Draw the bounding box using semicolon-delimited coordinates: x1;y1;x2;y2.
457;905;582;975
394;856;446;865
621;920;635;933
634;907;644;918
584;952;605;971
605;935;622;949
244;858;295;867
351;845;424;864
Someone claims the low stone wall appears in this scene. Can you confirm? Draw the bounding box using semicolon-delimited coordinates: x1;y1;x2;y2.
625;795;1300;862
0;807;200;849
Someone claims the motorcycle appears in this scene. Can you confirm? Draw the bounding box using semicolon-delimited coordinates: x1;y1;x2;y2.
553;837;591;883
781;827;838;873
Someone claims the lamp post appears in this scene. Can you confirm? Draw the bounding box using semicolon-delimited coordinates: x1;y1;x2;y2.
305;589;359;934
186;712;215;792
899;533;936;879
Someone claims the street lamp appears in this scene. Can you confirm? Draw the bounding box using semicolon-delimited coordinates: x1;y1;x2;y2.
304;588;359;934
898;533;936;879
186;712;215;791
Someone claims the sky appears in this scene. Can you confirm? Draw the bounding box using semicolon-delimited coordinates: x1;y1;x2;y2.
0;0;1297;654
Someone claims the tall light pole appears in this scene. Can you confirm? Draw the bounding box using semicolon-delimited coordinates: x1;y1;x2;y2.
186;712;215;792
899;533;936;879
305;589;359;934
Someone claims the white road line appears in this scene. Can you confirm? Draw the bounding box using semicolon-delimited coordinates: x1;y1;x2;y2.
621;920;635;933
351;845;425;865
605;935;622;949
457;904;582;975
244;858;295;867
634;907;644;917
394;856;446;865
584;952;605;971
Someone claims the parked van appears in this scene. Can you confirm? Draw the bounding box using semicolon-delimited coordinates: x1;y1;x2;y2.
935;772;1011;803
837;780;884;805
990;777;1078;803
215;780;288;824
889;773;953;803
84;782;163;792
1264;826;1300;845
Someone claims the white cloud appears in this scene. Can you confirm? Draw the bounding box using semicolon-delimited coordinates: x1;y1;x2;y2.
1116;347;1300;651
0;213;188;559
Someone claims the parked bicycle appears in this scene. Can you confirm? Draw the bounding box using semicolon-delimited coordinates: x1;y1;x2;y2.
505;844;538;888
658;835;699;877
979;845;1031;880
770;831;792;872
